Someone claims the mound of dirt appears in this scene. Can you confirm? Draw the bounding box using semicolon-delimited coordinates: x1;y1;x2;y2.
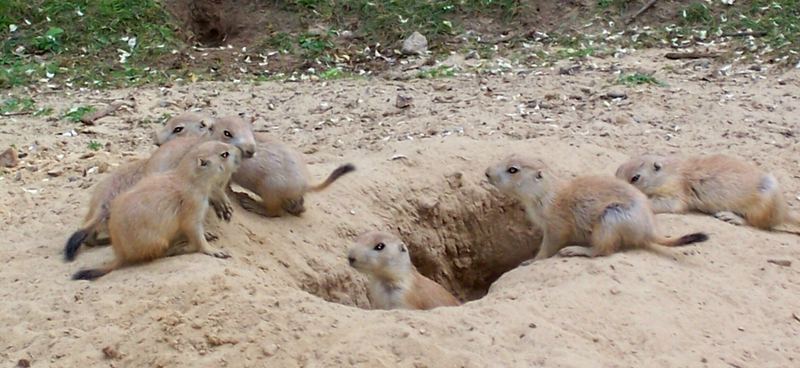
1;51;799;366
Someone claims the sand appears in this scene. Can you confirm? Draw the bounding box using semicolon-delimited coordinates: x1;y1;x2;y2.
1;50;799;367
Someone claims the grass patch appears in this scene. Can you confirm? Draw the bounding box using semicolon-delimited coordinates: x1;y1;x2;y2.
556;47;595;59
679;2;713;25
597;0;633;13
87;140;103;151
1;0;180;89
1;96;35;114
319;67;348;80
417;65;455;79
63;105;95;122
617;72;665;86
282;0;521;46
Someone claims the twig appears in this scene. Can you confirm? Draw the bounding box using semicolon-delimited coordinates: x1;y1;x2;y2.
625;0;658;25
80;100;134;125
665;52;720;60
1;111;33;117
720;31;768;38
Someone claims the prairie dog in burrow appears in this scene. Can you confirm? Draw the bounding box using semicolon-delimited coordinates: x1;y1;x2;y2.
153;111;212;146
153;116;355;217
63;115;257;261
347;231;461;310
71;141;241;280
615;153;800;230
485;154;709;260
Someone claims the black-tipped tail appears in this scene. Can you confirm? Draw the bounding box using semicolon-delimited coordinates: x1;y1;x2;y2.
64;229;90;261
674;232;709;246
72;268;110;281
309;163;356;192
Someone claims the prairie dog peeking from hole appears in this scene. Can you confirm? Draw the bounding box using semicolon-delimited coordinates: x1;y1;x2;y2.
347;231;460;310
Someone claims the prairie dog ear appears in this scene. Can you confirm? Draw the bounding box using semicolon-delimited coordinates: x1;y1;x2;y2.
653;162;662;171
199;119;207;128
535;170;543;179
399;243;407;253
238;111;257;124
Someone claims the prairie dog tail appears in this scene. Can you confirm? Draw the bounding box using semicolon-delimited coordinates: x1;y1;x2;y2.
72;260;121;281
308;163;356;192
654;232;709;247
64;212;105;261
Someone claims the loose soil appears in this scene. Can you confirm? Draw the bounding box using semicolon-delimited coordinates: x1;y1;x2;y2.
1;50;799;367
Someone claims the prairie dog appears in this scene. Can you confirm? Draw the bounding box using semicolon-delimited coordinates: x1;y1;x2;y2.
233;134;355;217
145;115;256;173
615;154;800;230
72;141;241;280
152;118;354;216
153;111;211;146
347;231;460;310
485;155;708;260
63;116;256;261
64;159;145;260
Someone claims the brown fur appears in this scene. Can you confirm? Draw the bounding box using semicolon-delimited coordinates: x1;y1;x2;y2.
153;111;212;146
347;231;460;310
485;155;708;260
233;133;355;217
616;154;800;230
72;141;241;280
64;115;257;261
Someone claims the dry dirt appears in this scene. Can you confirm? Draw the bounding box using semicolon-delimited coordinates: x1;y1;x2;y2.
2;50;800;367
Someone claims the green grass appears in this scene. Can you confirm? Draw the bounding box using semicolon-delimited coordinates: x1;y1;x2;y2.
281;0;521;46
1;96;35;114
556;46;595;59
63;105;95;122
87;140;102;151
679;2;713;25
2;0;798;89
0;0;180;89
298;33;334;58
417;65;455;79
597;0;633;13
617;72;665;86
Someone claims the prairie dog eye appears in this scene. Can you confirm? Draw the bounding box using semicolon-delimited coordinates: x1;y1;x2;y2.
507;167;519;174
630;174;641;183
221;151;229;158
172;126;184;133
224;130;233;138
373;242;385;251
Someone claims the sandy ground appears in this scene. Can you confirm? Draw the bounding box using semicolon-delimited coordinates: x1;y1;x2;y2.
2;50;800;367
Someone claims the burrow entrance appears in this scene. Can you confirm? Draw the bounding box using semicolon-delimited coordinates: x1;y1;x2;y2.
298;170;541;306
386;172;541;301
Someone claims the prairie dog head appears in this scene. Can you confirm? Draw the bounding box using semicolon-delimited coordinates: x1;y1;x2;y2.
181;141;242;185
485;155;552;203
208;115;256;159
348;231;412;281
154;112;211;146
615;155;668;194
